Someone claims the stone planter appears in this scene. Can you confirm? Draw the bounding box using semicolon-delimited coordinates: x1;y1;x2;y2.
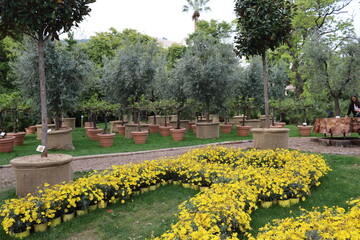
220;123;233;134
110;120;128;133
25;126;36;134
36;124;56;140
7;132;26;146
11;154;73;197
125;124;149;139
196;123;219;139
298;125;313;136
259;115;273;128
170;120;191;130
236;125;251;136
170;128;186;141
0;136;15;153
274;122;286;128
48;127;75;150
159;126;173;137
97;133;115;147
87;128;102;141
62;118;76;130
131;131;148;144
148;116;166;126
116;124;126;135
251;128;290;149
148;124;160;134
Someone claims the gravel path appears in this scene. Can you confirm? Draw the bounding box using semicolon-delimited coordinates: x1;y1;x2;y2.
1;137;359;189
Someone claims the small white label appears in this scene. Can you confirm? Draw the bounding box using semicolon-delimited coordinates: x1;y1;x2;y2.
36;145;45;152
0;132;5;136
302;123;307;126
335;116;340;118
81;115;84;119
47;129;52;132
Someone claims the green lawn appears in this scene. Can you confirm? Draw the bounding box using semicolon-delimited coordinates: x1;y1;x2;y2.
0;124;329;166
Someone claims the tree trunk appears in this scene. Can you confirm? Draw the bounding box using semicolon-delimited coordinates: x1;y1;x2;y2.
333;95;341;116
262;52;270;128
37;37;48;157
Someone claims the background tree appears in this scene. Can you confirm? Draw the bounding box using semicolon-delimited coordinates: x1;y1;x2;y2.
182;0;211;31
11;39;93;131
174;34;237;122
0;0;95;156
234;0;294;127
187;19;234;43
102;41;161;119
302;34;360;116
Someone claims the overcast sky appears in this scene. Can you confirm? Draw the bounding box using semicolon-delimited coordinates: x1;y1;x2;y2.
69;0;360;43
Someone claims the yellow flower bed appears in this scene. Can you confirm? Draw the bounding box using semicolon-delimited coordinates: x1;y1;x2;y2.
0;146;331;238
252;198;360;240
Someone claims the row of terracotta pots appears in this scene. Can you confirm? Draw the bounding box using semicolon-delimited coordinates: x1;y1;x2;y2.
0;131;27;153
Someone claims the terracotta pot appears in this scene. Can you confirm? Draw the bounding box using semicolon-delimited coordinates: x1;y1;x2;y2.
97;133;115;147
148;124;160;134
191;124;197;134
170;128;186;141
116;125;125;135
0;136;15;153
236;125;251;136
298;125;313;136
7;132;26;146
84;126;92;137
25;126;36;134
131;131;148;144
87;128;102;141
220;123;233;134
159;126;172;137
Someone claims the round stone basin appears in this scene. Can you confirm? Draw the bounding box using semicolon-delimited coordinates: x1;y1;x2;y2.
11;154;73;197
311;137;360;147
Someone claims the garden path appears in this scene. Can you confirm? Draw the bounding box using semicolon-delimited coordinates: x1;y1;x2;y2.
1;137;359;189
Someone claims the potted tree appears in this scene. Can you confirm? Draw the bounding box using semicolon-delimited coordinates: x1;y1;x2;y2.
82;94;103;141
158;99;176;137
297;97;314;136
170;100;190;141
115;105;127;135
129;95;150;144
0;92;28;146
219;99;235;134
234;97;253;137
97;101;120;147
148;100;161;134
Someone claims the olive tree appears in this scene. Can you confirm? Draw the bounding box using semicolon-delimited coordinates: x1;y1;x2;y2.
0;0;95;156
234;0;294;127
173;34;237;122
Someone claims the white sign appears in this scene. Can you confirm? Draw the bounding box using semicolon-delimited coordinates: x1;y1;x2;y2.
302;123;307;126
36;145;46;153
47;129;52;133
335;116;340;118
0;132;5;137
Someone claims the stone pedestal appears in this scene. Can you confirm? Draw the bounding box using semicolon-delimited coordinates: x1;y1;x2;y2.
109;120;128;133
169;120;190;130
148;116;167;126
11;154;73;197
251;128;289;149
36;124;56;140
196;123;219;139
125;124;149;139
48;128;75;150
62;118;76;130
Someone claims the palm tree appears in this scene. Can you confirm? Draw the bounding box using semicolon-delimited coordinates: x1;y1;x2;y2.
182;0;211;31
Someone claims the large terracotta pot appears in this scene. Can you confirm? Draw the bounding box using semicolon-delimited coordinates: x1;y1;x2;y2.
0;136;15;153
131;131;148;144
25;126;36;134
84;122;94;127
220;123;233;134
116;125;125;135
274;122;286;128
7;132;26;146
236;125;251;136
159;126;173;137
97;133;115;147
87;128;102;141
170;128;186;141
298;125;313;136
148;124;160;134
